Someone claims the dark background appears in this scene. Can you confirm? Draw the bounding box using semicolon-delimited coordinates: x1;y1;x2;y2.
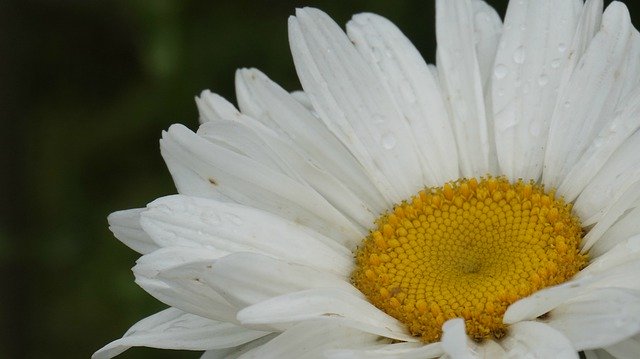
1;0;635;358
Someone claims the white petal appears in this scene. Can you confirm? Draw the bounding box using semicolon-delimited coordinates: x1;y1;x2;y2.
140;195;353;275
289;8;424;204
559;86;640;202
327;342;443;359
501;321;578;359
507;259;640;324
604;334;640;359
201;334;278;359
472;0;502;91
237;321;378;359
346;12;459;185
196;252;354;308
592;207;640;258
234;68;388;215
237;288;418;342
133;247;237;322
441;318;475;359
575;130;640;227
581;179;640;253
492;0;579;181
436;0;495;177
107;208;158;254
198;117;374;238
583;349;617;359
160;124;361;241
546;287;640;350
579;234;640;277
543;3;633;188
93;308;267;359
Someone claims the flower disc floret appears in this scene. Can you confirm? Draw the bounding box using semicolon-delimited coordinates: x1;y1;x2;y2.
351;177;587;342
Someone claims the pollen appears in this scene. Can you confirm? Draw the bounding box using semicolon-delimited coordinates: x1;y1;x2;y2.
351;177;587;342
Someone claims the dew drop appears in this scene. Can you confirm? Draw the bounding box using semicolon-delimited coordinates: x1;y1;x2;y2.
558;43;567;53
538;74;549;86
513;46;525;64
381;133;397;150
551;58;561;69
494;64;508;79
563;101;571;108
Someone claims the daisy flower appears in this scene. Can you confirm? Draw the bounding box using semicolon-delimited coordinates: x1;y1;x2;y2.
95;0;640;358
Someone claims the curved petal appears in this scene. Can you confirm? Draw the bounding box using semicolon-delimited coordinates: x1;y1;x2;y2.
492;0;580;181
327;342;442;359
93;308;267;359
196;252;354;308
140;195;353;275
237;287;418;342
133;247;237;323
543;2;633;189
107;208;159;254
160;124;362;241
545;287;640;350
198;116;374;237
237;321;378;359
501;321;578;359
346;12;459;186
289;8;424;204
436;0;495;177
575;130;640;227
234;68;387;217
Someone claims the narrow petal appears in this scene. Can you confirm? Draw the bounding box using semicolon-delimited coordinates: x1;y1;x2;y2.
346;12;459;185
436;0;495;177
581;179;640;253
492;0;580;181
196;252;354;308
559;86;640;202
327;342;443;359
93;308;267;359
441;318;475;359
543;2;633;188
237;288;418;342
160;124;362;241
236;321;378;359
472;0;502;91
107;208;158;254
603;334;640;358
575;131;640;227
198;115;374;238
546;287;640;350
201;335;278;359
234;68;387;216
501;321;578;359
592;207;640;257
580;234;640;277
133;247;237;322
140;195;353;275
289;8;424;204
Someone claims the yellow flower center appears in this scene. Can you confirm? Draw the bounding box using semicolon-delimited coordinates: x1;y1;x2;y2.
351;177;587;342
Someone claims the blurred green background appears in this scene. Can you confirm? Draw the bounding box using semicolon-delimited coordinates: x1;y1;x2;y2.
2;0;635;358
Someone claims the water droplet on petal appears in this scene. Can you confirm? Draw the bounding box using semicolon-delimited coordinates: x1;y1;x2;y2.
563;101;571;108
381;133;397;150
551;59;561;69
558;43;567;53
494;64;508;79
513;46;525;64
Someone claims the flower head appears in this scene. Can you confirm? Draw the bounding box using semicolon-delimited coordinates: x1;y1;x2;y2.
96;1;640;358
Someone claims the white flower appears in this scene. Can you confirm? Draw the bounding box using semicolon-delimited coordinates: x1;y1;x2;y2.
95;0;640;358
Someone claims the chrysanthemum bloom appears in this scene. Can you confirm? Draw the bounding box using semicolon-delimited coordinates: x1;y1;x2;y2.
95;0;640;358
